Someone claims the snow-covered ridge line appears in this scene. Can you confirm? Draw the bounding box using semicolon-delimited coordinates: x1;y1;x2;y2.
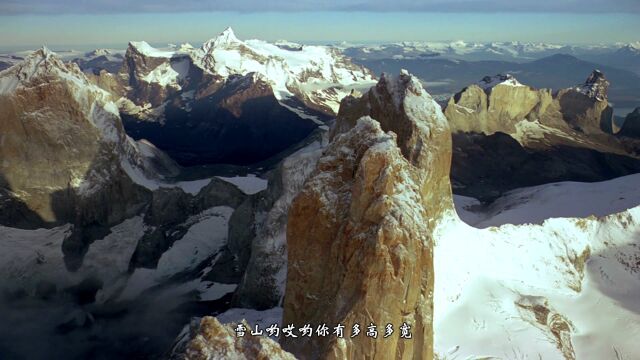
0;47;124;144
341;40;640;61
129;41;176;58
126;27;376;114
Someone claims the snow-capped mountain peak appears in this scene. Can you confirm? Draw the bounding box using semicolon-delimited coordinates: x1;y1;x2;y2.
85;48;113;57
346;69;448;140
202;26;241;52
377;69;428;108
0;46;88;95
116;28;374;116
191;27;375;113
627;41;640;50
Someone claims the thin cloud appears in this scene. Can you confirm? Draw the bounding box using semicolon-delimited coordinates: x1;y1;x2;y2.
1;0;639;14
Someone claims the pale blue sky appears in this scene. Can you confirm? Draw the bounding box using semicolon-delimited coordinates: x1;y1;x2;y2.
1;10;638;49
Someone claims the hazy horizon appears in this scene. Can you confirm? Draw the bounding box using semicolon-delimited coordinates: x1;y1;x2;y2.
1;10;639;50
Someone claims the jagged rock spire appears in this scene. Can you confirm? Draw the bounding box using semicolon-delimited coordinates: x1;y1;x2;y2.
578;69;609;101
203;26;241;52
281;72;453;359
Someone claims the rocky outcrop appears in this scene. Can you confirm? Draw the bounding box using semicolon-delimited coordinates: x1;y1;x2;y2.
574;69;609;101
556;70;614;135
444;71;640;199
331;70;452;207
618;107;640;138
281;71;452;360
130;178;247;269
182;317;296;360
445;74;560;136
515;296;576;360
445;71;616;139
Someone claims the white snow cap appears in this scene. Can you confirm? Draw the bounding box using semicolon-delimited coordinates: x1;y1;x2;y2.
85;48;112;57
374;70;448;132
203;27;241;51
128;41;174;58
193;26;374;113
377;69;427;108
0;46;67;94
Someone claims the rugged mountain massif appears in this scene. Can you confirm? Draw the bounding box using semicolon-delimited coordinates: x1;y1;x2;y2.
0;32;379;358
0;47;287;358
93;28;374;165
444;71;640;199
0;46;166;265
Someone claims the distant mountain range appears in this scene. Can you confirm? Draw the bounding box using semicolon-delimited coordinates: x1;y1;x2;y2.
356;53;640;112
341;40;640;73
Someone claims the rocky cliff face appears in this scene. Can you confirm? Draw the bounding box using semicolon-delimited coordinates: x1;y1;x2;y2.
331;70;452;209
618;107;640;139
281;71;451;360
555;70;614;135
444;71;640;199
445;74;557;136
229;132;326;310
616;107;640;156
0;48;154;230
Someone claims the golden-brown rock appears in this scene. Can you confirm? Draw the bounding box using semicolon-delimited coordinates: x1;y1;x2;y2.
184;317;297;360
282;70;453;360
332;70;452;210
444;72;627;154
